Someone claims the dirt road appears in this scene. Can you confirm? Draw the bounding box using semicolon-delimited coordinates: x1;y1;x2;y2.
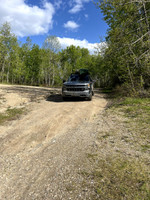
0;84;107;200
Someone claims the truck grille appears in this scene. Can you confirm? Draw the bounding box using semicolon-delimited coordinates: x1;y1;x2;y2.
67;88;85;91
66;85;86;91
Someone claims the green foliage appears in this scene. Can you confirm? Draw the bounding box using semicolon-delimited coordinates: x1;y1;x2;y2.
0;22;24;84
42;36;61;86
118;97;150;106
27;44;41;85
97;0;150;91
59;45;94;80
1;0;149;95
0;22;112;88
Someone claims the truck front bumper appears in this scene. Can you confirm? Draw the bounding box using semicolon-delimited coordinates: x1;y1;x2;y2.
62;90;91;98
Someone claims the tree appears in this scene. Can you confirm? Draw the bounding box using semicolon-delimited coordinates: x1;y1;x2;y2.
20;37;33;84
59;45;93;80
0;22;23;83
42;36;61;86
29;44;41;85
97;0;150;91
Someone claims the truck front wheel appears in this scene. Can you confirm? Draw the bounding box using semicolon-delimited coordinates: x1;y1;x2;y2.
62;97;68;101
87;92;92;101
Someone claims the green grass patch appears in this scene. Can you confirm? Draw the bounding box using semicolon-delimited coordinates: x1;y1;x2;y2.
0;108;24;124
88;156;150;200
112;97;150;139
118;97;150;106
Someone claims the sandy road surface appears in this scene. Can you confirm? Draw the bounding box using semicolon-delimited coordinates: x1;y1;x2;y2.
0;84;107;200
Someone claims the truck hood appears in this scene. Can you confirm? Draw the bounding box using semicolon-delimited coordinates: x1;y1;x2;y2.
63;82;89;86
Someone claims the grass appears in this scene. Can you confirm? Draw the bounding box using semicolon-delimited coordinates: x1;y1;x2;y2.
116;98;150;116
101;88;113;94
118;97;150;106
0;107;24;124
112;97;150;149
91;157;150;200
114;97;150;139
82;96;150;199
141;144;150;152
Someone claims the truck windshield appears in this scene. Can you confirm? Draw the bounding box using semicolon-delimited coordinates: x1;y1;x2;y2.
68;74;90;82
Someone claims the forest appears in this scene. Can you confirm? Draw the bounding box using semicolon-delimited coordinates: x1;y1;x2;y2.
0;0;149;96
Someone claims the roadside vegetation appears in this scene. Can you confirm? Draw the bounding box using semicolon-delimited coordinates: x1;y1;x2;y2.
0;107;25;125
89;156;149;200
83;96;150;200
87;3;150;196
0;1;149;96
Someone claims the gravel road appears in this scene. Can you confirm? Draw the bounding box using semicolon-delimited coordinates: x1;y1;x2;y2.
0;85;107;200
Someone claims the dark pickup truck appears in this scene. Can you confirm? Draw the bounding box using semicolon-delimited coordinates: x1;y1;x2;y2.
62;69;94;101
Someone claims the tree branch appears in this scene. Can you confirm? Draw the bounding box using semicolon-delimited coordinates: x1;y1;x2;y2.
131;31;150;45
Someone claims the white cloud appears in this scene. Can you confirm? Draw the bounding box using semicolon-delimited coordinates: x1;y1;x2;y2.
69;4;82;13
57;37;104;54
69;0;90;14
85;14;88;19
0;0;55;37
64;21;79;30
54;0;63;9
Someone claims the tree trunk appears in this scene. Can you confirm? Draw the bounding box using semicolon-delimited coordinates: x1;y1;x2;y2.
127;64;135;91
7;63;10;83
1;62;5;82
52;64;54;86
48;72;50;86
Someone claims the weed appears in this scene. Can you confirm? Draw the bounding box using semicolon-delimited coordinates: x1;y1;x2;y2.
141;144;150;152
87;153;98;162
0;107;24;124
66;185;75;192
97;131;112;140
101;133;110;139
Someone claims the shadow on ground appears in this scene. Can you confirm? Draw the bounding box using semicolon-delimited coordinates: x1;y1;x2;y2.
46;94;63;102
0;85;107;103
0;85;58;102
46;94;87;103
46;89;107;103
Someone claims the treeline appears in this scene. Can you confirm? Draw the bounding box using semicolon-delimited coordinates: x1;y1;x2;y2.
0;22;102;87
0;0;150;95
97;0;150;94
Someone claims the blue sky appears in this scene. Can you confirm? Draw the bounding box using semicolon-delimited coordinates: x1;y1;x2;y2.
0;0;108;53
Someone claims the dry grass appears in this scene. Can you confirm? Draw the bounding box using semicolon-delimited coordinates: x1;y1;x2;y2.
83;97;150;200
0;107;24;124
90;156;150;200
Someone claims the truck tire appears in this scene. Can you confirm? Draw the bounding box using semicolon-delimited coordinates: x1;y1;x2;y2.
87;92;92;101
62;97;67;101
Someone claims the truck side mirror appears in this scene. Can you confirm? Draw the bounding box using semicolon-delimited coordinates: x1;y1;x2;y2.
63;80;66;83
